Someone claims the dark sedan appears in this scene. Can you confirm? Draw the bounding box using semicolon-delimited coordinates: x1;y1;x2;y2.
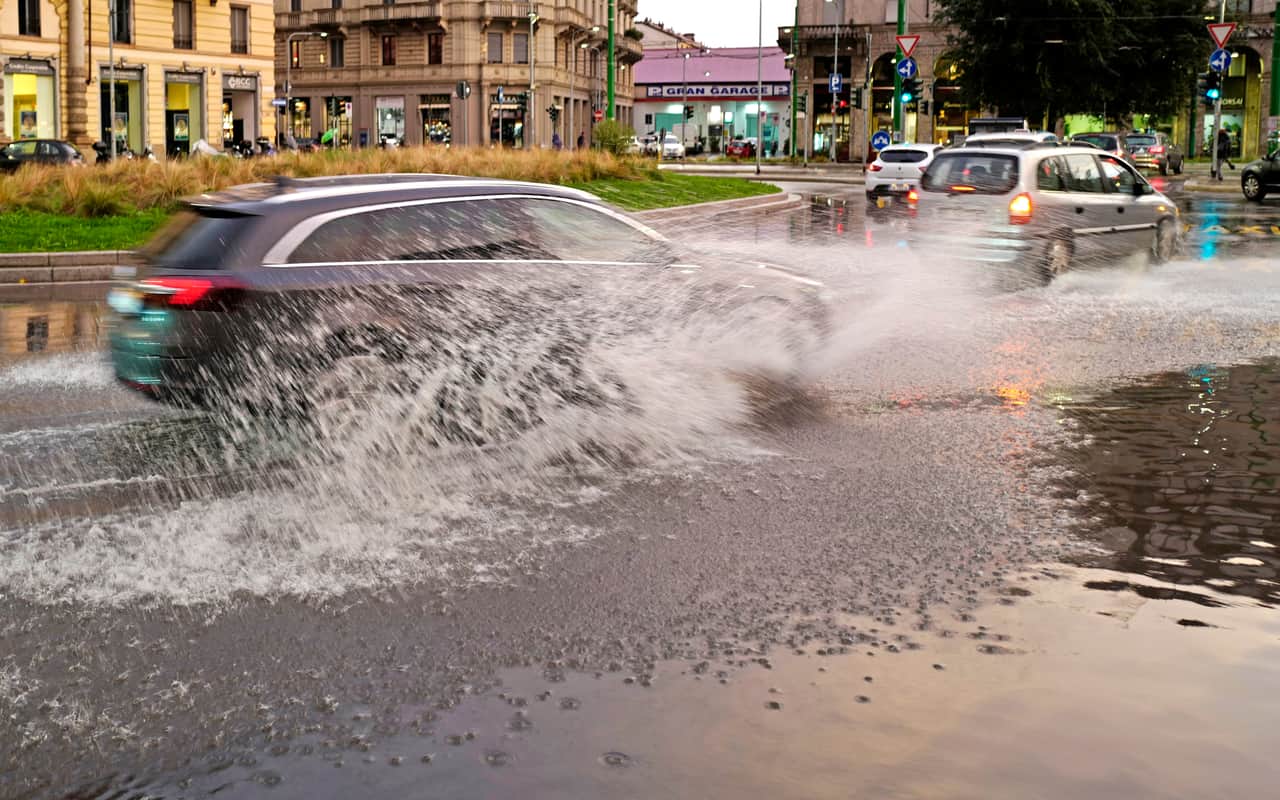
1241;150;1280;201
0;139;86;171
108;175;827;432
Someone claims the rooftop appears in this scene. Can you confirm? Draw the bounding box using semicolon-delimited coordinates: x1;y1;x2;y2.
634;47;791;85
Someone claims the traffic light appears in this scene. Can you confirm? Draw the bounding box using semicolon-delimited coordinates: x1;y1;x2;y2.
920;99;931;116
852;87;864;110
516;92;528;113
1205;71;1221;101
901;77;922;105
684;105;694;121
546;105;560;123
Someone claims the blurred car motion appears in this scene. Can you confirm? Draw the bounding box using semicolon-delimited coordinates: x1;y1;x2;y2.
866;143;943;208
910;144;1179;285
108;175;828;417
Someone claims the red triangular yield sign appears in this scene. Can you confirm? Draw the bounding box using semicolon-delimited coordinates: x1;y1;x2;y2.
896;34;921;59
1207;22;1236;49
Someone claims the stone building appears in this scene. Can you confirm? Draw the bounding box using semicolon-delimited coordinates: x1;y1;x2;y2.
274;0;643;149
783;0;1276;162
633;18;701;50
1;0;277;153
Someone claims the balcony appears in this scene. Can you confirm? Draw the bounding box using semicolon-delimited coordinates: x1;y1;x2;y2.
554;5;592;32
779;24;866;54
276;8;343;31
482;1;535;22
614;35;642;65
360;1;442;25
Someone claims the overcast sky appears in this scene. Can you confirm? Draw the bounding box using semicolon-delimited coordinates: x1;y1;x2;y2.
638;0;797;49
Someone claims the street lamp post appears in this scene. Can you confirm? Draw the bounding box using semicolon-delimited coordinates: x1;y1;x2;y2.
285;30;327;143
108;0;116;159
756;0;764;175
568;27;599;152
527;5;538;149
682;51;691;148
825;0;844;161
1212;0;1226;179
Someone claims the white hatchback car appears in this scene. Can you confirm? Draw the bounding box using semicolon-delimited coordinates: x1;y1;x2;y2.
661;134;686;159
866;144;943;206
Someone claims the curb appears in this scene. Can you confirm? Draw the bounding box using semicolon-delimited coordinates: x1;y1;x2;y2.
1183;180;1243;194
633;191;804;224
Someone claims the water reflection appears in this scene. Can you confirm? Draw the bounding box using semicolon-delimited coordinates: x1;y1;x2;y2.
1061;360;1279;606
0;288;106;365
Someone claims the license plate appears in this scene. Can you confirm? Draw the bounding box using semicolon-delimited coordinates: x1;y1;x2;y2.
107;288;143;315
891;183;907;192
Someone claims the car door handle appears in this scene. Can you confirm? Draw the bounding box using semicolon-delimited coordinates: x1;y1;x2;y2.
1117;207;1125;213
1075;207;1085;214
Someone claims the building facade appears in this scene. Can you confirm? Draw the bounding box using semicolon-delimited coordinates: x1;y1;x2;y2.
635;47;792;155
274;0;642;149
784;0;1277;162
632;18;700;50
1;0;277;152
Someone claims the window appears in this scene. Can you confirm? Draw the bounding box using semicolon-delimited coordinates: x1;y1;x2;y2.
879;149;929;164
514;33;529;64
381;35;397;66
1099;156;1138;194
1062;154;1104;192
230;6;249;54
140;210;259;270
487;32;504;63
26;317;49;353
1036;156;1068;191
285;199;662;265
428;32;443;65
922;153;1019;194
173;0;193;49
329;36;345;68
290;39;301;68
290;0;300;10
18;0;41;36
111;0;132;43
332;0;342;7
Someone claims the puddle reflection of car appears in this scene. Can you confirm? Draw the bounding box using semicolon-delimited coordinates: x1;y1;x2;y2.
108;176;828;420
866;143;942;209
910;144;1179;284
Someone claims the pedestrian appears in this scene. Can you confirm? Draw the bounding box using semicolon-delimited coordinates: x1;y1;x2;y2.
552;132;562;150
577;131;585;150
1216;127;1234;180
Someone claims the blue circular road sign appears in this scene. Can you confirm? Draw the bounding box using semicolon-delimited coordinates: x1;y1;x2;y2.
1209;48;1232;72
896;58;918;79
871;131;892;150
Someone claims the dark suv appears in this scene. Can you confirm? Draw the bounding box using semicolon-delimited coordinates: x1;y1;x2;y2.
1125;132;1184;175
108;175;826;421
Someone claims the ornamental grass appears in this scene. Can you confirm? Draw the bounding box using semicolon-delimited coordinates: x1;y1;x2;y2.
0;147;658;218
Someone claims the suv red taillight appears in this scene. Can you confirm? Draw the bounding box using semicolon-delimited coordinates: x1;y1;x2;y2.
140;277;244;311
1009;192;1033;225
1148;145;1166;154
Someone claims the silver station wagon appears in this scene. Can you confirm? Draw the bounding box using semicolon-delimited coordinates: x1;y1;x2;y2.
909;144;1180;284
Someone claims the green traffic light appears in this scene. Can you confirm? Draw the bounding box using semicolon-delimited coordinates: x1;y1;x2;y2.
1207;88;1221;99
901;92;914;103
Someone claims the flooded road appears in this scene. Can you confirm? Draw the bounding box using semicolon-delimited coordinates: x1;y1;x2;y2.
2;189;1280;798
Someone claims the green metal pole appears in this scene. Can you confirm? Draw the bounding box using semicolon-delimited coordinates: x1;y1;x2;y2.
893;0;906;135
790;3;799;157
607;0;616;120
1271;2;1280;117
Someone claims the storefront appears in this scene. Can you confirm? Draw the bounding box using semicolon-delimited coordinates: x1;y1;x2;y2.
163;71;203;156
375;96;405;147
222;73;259;148
419;94;451;145
3;57;58;141
287;96;312;142
100;66;144;152
490;93;524;148
323;96;352;147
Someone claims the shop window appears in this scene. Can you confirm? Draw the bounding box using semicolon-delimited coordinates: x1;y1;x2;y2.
428;32;443;65
514;33;529;65
173;0;193;49
19;0;41;36
112;0;132;43
381;35;397;66
290;39;301;68
487;32;503;64
329;37;345;68
230;6;249;54
26;317;49;353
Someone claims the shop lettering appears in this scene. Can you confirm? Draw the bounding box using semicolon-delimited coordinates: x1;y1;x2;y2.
225;76;256;91
646;84;790;99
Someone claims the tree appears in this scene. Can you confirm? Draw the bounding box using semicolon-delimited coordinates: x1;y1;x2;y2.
934;0;1209;126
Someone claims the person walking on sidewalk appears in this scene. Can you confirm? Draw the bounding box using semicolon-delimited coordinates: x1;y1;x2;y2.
1215;128;1235;180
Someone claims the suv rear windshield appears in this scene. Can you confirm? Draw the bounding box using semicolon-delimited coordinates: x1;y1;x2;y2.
1075;135;1118;150
923;153;1019;194
881;149;930;163
1127;135;1157;146
139;209;258;270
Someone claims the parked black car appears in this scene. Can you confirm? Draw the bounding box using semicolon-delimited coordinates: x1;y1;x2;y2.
0;139;86;171
1126;132;1184;175
1241;150;1280;201
108;175;828;431
1068;132;1137;166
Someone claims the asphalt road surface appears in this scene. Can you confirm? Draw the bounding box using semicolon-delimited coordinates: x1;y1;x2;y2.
1;186;1279;799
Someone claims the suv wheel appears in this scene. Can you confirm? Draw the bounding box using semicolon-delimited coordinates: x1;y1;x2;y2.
1150;219;1177;265
1242;173;1267;201
1039;237;1073;284
1158;161;1168;176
